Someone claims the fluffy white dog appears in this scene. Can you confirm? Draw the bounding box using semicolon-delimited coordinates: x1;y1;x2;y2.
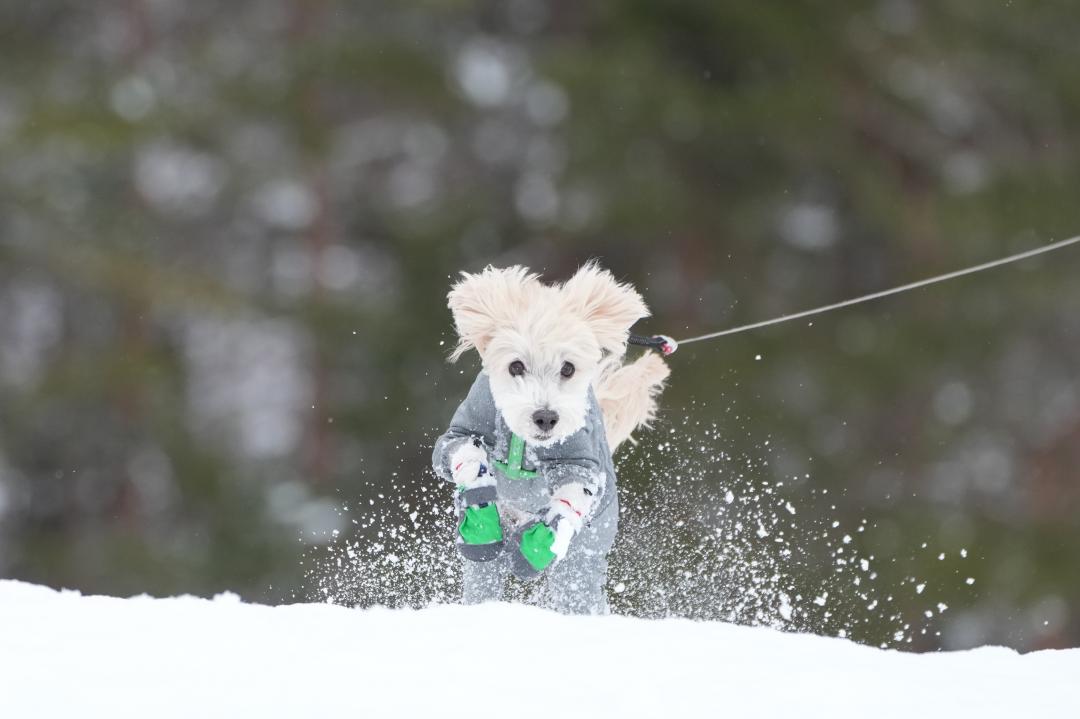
432;262;669;614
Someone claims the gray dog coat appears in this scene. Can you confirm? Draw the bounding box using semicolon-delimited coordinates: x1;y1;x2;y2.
432;372;619;614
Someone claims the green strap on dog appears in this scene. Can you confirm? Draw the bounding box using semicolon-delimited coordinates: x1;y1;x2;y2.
493;433;538;480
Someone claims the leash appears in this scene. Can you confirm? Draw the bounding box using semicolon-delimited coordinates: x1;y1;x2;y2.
630;234;1080;355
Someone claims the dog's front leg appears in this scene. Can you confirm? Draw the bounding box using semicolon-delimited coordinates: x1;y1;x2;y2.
449;440;506;562
545;498;619;615
508;482;597;580
446;439;520;605
462;553;509;605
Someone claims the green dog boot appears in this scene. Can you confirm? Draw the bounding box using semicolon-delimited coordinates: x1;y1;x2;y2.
456;486;504;562
509;519;561;581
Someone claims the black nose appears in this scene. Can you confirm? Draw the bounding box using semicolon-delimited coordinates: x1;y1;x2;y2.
532;409;559;432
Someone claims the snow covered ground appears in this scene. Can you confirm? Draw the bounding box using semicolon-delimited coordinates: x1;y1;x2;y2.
1;580;1076;718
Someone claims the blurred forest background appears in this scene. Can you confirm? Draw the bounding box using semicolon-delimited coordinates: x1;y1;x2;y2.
1;0;1078;652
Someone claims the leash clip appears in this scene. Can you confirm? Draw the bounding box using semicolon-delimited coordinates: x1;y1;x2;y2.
628;334;678;356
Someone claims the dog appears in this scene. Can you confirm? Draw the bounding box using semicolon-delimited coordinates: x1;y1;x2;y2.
431;262;669;614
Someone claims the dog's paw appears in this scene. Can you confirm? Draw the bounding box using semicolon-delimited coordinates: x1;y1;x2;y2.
509;513;578;581
456;490;505;563
546;483;595;532
449;438;491;488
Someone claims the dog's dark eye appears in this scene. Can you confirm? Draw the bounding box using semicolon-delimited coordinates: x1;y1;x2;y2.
561;361;575;379
509;360;525;377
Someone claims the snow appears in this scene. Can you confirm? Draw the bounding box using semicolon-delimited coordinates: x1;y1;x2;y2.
2;581;1077;718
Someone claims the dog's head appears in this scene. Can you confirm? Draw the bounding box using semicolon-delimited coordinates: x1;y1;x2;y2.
447;262;648;446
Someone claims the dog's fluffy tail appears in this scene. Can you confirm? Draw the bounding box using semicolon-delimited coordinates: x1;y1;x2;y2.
596;352;670;451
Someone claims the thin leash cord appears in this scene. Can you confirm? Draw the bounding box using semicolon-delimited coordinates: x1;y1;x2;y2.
677;234;1080;346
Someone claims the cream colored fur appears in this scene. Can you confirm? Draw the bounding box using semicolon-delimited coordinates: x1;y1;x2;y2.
447;261;668;452
595;351;671;449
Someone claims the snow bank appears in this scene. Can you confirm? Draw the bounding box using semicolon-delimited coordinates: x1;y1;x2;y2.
1;580;1075;718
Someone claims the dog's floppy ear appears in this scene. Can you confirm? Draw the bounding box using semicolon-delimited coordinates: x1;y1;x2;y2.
447;265;539;361
560;261;649;356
